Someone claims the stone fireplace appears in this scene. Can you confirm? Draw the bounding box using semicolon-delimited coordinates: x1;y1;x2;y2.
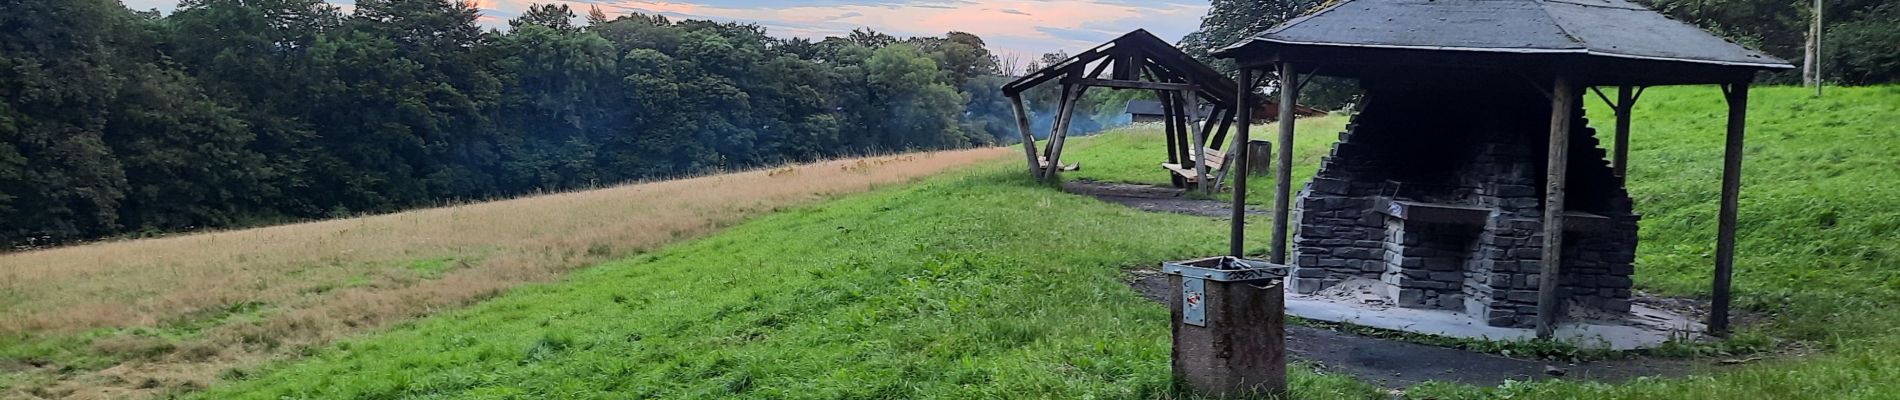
1289;80;1640;328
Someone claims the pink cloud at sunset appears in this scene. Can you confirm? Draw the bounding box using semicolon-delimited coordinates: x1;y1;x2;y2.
117;0;1212;66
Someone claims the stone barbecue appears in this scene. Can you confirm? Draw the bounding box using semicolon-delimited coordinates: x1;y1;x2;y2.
1289;80;1640;328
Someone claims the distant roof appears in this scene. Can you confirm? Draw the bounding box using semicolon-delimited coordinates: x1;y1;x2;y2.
1002;29;1238;106
1216;0;1791;70
1126;100;1165;116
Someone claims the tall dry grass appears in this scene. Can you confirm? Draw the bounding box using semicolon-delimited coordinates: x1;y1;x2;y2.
0;147;1009;399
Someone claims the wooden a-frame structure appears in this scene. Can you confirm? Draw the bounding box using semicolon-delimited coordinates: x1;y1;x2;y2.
1001;30;1244;193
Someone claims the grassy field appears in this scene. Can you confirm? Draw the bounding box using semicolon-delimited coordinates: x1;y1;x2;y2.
0;148;1011;398
8;85;1898;399
186;163;1383;399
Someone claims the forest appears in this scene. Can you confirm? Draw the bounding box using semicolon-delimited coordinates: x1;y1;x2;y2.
4;0;1895;248
0;0;1049;248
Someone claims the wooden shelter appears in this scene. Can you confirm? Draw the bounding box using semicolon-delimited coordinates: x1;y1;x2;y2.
1002;30;1245;192
1213;0;1792;338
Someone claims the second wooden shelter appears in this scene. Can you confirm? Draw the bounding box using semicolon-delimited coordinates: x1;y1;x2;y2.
1002;30;1243;191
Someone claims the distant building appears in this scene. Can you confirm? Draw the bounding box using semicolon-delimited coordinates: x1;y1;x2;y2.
1126;100;1167;123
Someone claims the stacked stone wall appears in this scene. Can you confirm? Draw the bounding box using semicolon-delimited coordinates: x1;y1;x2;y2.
1290;84;1640;328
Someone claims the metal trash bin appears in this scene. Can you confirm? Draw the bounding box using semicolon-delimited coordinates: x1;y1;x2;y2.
1164;256;1289;397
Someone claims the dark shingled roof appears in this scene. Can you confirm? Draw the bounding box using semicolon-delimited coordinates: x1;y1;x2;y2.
1216;0;1792;69
1125;100;1166;116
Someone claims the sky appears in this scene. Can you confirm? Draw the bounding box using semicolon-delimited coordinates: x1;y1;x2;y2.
118;0;1212;68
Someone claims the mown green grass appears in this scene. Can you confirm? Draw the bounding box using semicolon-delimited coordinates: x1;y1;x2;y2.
1060;117;1348;207
199;85;1896;399
195;165;1379;399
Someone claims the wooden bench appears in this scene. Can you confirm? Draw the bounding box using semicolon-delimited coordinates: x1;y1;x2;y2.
1160;148;1227;182
1038;156;1079;172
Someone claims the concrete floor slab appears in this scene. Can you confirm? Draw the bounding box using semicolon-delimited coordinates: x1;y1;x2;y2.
1286;289;1704;350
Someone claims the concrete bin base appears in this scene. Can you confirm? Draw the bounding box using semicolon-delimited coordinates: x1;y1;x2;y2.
1165;257;1288;397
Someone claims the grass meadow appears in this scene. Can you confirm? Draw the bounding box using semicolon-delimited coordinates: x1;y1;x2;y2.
5;85;1897;399
0;148;1011;398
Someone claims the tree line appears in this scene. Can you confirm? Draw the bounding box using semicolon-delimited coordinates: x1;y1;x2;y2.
0;0;1035;248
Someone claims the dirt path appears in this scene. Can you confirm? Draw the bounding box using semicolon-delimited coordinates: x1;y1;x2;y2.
1062;180;1266;218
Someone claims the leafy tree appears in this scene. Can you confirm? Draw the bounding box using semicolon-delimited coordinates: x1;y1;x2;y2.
1819;2;1899;85
0;2;1012;247
511;3;576;32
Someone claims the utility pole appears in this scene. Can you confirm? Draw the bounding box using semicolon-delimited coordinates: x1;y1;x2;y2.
1810;0;1824;97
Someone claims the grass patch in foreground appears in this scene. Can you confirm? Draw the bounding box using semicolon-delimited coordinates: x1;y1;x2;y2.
197;165;1379;399
0;149;1009;397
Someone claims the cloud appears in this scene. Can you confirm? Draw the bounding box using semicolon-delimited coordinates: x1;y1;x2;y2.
116;0;1211;63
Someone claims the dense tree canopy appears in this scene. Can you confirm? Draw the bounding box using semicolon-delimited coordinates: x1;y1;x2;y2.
0;0;1018;247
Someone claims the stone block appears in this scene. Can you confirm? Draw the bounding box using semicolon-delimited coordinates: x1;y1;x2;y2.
1395;289;1428;308
1309;178;1349;194
1509;247;1541;259
1400;257;1425;268
1600;298;1632;313
1507;290;1538;303
1609;263;1635;275
1430;271;1464;282
1494;184;1535;197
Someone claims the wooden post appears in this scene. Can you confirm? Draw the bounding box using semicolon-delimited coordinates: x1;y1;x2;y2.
1043;84;1074;160
1271;63;1298;264
1170;91;1185;174
1044;84;1087;181
1210;108;1242;190
1712;81;1750;336
1246;140;1273;176
1537;75;1576;339
1612;85;1633;179
1231;68;1253;258
1009;95;1042;178
1186;89;1210;193
1160;89;1182;166
1208;106;1236;150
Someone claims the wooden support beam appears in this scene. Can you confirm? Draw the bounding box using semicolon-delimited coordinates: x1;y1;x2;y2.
1209;107;1240;191
1712;81;1750;336
1231;68;1253;258
1537;75;1576;339
1195;104;1220;149
1613;85;1634;179
1043;83;1091;181
1185;88;1210;194
1270;63;1298;264
1064;77;1196;92
1042;84;1074;158
1160;89;1182;166
1208;106;1235;150
1009;94;1042;178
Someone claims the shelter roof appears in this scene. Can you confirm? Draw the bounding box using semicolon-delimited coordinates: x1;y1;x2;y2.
1214;0;1791;79
1003;29;1238;105
1126;100;1166;116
